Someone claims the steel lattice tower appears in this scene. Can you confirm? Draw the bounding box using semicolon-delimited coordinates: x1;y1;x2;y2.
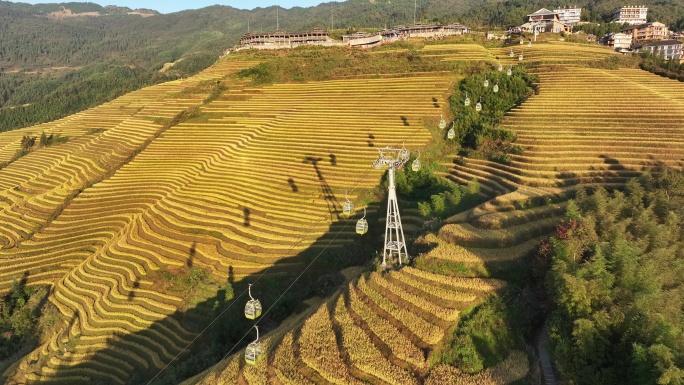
372;146;410;266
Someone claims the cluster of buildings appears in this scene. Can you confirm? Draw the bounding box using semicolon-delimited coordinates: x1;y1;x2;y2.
507;5;682;62
235;23;470;51
600;6;683;62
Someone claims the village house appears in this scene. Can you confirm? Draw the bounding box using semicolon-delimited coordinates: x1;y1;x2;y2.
601;32;633;50
518;8;570;33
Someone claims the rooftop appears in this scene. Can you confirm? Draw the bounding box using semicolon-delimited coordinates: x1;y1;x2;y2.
527;8;558;17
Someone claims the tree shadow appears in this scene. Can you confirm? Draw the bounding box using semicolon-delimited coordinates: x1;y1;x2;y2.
188;241;196;268
400;116;410;126
432;97;440;108
367;134;375;147
243;207;250;227
304;156;341;222
329;154;337;166
554;155;642;187
288;178;298;192
128;278;140;302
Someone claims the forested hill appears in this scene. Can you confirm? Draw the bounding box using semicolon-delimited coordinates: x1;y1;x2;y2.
1;0;683;133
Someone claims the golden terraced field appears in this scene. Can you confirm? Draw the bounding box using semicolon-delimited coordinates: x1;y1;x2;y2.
2;39;683;384
0;46;458;384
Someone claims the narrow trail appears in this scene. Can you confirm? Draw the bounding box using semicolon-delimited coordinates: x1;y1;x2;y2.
537;320;557;385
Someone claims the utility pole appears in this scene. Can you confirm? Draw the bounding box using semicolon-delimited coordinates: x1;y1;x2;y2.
413;0;417;24
331;9;334;31
372;146;410;267
276;7;279;30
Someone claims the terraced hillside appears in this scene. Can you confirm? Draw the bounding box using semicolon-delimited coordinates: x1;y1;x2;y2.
0;44;473;384
194;40;684;385
194;240;531;384
3;38;683;384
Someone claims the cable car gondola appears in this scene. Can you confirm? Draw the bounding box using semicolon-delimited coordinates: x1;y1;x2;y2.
412;150;421;172
498;63;503;72
343;190;354;216
507;66;512;76
528;41;532;47
483;75;489;88
356;208;368;235
518;51;523;61
244;284;262;320
493;82;499;93
245;326;263;365
475;96;482;112
464;92;470;106
400;141;409;159
438;114;446;129
509;50;514;58
447;122;455;140
519;38;524;45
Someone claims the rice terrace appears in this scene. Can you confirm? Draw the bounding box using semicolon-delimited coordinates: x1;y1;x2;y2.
0;3;684;385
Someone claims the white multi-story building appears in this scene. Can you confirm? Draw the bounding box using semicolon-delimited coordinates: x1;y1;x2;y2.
553;7;582;25
636;40;683;61
612;6;648;25
602;32;633;50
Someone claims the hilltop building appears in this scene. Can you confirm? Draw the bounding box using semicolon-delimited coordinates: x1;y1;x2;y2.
553;7;582;25
612;6;648;25
601;32;633;50
234;23;470;52
622;22;669;43
238;28;335;50
633;40;683;60
518;8;570;33
342;24;469;47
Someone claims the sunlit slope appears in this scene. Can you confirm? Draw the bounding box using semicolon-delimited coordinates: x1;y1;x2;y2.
1;56;454;382
446;61;684;202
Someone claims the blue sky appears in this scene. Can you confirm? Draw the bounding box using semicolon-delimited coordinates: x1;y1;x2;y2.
26;1;329;13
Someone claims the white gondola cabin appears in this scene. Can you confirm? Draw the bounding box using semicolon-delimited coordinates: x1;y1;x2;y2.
412;151;421;172
509;50;514;57
447;123;455;139
528;41;532;47
464;92;470;106
498;64;503;72
518;52;523;61
493;82;499;93
483;76;489;88
244;284;262;320
507;66;512;76
245;326;263;365
356;208;368;235
400;142;409;159
438;114;446;129
343;190;354;216
475;97;482;112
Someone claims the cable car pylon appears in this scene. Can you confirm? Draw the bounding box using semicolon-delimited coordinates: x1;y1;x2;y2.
372;146;410;267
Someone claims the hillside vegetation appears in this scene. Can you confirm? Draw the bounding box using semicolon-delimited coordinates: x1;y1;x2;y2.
546;171;684;384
